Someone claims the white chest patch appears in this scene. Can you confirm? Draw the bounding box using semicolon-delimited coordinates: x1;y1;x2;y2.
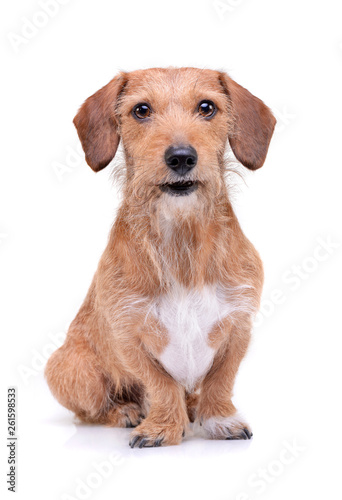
153;283;247;391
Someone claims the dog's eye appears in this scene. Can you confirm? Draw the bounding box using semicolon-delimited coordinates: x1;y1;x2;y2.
133;103;152;120
197;100;216;119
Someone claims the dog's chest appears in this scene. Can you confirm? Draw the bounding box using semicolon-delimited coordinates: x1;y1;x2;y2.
153;284;227;391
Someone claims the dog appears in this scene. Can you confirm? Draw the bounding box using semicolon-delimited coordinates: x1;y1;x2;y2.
45;67;276;448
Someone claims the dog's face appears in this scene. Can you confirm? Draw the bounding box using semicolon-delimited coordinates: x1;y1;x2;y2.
74;67;275;212
117;68;234;208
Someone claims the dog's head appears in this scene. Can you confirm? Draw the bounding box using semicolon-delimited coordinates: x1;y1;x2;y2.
74;67;275;212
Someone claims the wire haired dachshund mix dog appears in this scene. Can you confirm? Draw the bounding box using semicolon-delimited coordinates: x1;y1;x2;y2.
46;67;276;448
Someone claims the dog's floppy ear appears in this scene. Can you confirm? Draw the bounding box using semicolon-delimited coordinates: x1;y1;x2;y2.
219;73;276;170
73;73;127;172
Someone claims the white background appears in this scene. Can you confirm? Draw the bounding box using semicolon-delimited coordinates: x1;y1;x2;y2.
1;0;342;499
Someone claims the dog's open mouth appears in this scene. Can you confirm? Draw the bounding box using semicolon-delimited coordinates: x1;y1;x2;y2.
159;180;199;196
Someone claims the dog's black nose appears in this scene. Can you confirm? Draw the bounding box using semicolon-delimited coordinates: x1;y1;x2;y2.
164;145;197;176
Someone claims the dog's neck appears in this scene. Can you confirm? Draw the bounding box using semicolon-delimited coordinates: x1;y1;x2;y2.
111;191;237;289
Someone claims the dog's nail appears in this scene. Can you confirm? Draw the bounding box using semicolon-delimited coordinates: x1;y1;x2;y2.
243;428;253;439
240;431;248;440
129;435;141;448
154;437;163;447
138;438;149;448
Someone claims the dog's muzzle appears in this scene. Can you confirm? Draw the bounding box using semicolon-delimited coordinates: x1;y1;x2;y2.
162;145;198;196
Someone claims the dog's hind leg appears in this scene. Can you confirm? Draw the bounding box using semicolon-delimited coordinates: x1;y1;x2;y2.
45;336;111;422
45;335;145;427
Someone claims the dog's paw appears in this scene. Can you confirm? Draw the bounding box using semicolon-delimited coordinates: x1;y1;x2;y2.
129;419;185;448
106;402;145;428
200;413;253;440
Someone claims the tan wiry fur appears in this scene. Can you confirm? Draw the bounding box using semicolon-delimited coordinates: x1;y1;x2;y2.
45;67;276;447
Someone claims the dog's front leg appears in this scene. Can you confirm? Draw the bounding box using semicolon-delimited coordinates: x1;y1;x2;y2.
197;317;253;440
122;317;189;448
